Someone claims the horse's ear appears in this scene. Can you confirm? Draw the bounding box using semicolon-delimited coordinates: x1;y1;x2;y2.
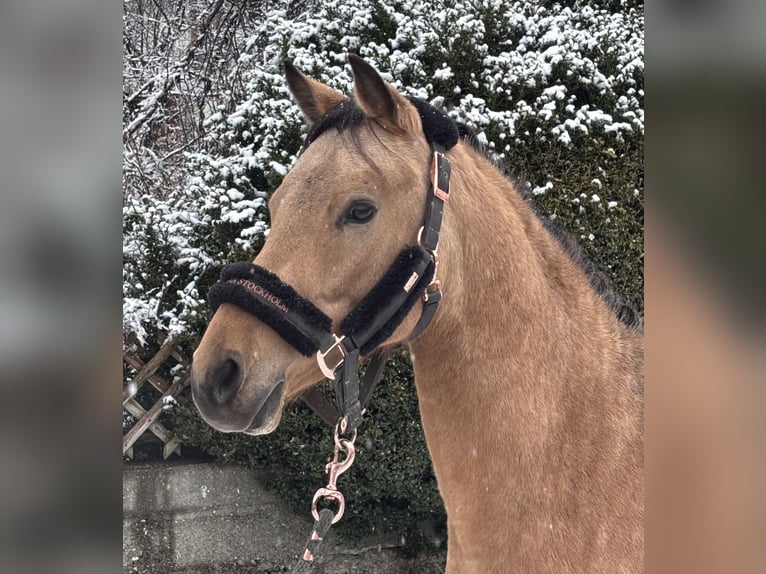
284;60;344;124
348;54;419;135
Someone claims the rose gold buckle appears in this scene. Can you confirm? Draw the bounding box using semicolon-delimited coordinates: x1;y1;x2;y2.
311;429;356;524
316;335;346;379
311;487;345;524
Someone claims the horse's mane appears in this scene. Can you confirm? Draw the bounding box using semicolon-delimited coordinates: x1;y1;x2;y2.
457;123;642;330
302;98;642;330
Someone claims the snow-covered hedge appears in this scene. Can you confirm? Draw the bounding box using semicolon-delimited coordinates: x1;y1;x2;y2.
123;0;643;346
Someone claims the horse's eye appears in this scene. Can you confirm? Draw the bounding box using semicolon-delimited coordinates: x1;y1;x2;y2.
342;200;377;225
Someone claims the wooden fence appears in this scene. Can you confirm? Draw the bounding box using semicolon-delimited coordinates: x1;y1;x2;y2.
123;336;190;459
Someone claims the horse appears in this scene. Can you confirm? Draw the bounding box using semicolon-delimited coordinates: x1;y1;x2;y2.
191;54;644;573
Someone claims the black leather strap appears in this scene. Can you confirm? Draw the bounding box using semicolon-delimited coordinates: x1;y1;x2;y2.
357;347;392;409
300;347;392;428
420;145;450;252
334;349;362;432
300;386;340;427
406;285;442;344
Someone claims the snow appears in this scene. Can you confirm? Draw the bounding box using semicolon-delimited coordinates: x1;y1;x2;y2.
433;66;454;81
162;395;178;410
123;0;644;346
532;181;554;196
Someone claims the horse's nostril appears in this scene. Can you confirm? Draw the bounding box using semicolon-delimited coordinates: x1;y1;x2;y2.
209;357;242;406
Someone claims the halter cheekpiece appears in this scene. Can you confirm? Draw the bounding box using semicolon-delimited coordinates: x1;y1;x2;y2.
207;98;456;434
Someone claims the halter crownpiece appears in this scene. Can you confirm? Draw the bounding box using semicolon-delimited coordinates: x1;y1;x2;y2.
207;99;454;433
404;96;459;150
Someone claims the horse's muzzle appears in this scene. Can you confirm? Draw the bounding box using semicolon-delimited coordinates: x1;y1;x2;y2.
191;353;285;433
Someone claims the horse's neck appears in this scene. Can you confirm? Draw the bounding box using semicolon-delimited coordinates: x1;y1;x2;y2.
409;142;642;522
412;141;636;390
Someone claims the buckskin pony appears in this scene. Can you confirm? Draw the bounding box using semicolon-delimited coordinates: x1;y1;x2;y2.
191;54;644;573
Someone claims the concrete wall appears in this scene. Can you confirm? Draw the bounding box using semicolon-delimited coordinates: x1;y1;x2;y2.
123;462;445;573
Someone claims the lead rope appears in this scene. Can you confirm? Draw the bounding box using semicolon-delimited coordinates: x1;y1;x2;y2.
292;508;334;574
292;422;356;573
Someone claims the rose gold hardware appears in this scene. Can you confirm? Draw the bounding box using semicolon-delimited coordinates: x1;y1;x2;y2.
404;271;420;293
316;334;346;379
430;249;440;274
311;425;357;524
310;531;321;541
423;249;441;301
415;234;442;301
311;487;344;524
302;549;314;561
423;280;442;303
334;420;357;445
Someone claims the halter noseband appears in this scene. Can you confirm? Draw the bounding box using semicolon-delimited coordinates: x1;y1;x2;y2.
207;105;455;434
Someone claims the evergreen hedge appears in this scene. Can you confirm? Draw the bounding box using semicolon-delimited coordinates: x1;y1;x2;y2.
124;0;643;550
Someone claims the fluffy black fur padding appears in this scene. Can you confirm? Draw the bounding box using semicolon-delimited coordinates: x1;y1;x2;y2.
341;246;435;355
405;96;459;150
208;262;332;356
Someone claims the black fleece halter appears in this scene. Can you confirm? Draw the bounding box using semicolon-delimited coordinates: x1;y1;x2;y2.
207;100;456;433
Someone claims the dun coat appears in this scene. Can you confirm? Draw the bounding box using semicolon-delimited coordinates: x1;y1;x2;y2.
191;55;644;573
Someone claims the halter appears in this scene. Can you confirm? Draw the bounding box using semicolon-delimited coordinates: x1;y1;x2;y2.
206;97;456;570
208;141;452;434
